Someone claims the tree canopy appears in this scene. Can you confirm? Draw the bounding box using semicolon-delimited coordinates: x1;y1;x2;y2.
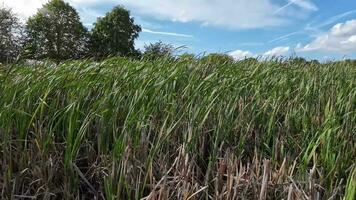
24;0;88;61
0;7;24;63
143;41;175;60
90;6;141;58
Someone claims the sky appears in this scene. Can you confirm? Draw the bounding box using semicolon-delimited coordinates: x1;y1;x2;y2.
2;0;356;60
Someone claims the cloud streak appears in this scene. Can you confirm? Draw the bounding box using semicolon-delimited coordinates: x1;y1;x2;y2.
307;9;356;30
142;28;193;38
268;31;303;43
274;0;318;14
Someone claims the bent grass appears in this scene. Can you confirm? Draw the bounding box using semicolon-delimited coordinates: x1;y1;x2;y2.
0;58;355;199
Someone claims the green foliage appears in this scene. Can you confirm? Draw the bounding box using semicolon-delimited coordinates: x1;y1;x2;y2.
178;53;196;62
344;167;356;200
288;56;307;63
341;59;356;66
200;53;235;65
238;57;259;63
0;58;355;198
90;6;141;58
285;57;322;67
0;7;24;63
24;0;88;61
143;41;175;60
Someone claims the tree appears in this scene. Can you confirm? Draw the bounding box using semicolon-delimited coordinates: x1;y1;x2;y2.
24;0;88;61
0;7;24;63
200;53;235;65
288;56;307;64
90;6;141;58
143;41;175;60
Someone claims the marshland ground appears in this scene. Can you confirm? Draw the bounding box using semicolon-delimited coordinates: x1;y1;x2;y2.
1;57;355;199
1;0;356;199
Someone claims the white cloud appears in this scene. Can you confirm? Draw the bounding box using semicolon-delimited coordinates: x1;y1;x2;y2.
341;35;356;44
142;28;193;38
0;0;109;19
2;0;318;29
229;50;254;60
263;46;290;57
306;9;356;30
1;0;48;20
230;46;292;60
119;0;314;29
297;19;356;53
331;21;356;36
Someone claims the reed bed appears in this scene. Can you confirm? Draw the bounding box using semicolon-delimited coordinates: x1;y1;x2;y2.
0;57;355;199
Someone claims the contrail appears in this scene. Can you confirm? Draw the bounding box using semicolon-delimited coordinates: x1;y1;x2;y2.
142;28;193;38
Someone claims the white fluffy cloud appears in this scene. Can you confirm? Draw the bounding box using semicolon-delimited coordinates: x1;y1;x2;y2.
229;50;254;60
120;0;319;29
0;0;101;18
263;46;290;57
297;19;356;53
229;46;293;60
2;0;317;29
120;0;286;29
1;0;110;25
1;0;48;19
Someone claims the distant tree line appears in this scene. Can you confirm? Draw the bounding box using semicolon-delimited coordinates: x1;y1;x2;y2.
1;0;354;65
0;0;239;64
0;0;142;63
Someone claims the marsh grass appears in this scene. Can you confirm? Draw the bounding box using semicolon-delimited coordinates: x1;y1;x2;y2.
0;57;355;199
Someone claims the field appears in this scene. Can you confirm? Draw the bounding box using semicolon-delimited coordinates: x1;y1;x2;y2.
0;57;355;199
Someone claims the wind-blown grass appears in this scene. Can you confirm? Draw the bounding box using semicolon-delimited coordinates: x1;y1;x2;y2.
0;57;355;199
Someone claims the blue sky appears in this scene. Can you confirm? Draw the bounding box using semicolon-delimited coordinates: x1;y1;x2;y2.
3;0;356;60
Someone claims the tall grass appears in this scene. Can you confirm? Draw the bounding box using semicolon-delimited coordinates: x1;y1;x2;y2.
0;57;355;199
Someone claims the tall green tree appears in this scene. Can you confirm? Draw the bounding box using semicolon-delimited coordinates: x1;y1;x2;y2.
25;0;88;61
90;6;141;58
0;7;24;63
